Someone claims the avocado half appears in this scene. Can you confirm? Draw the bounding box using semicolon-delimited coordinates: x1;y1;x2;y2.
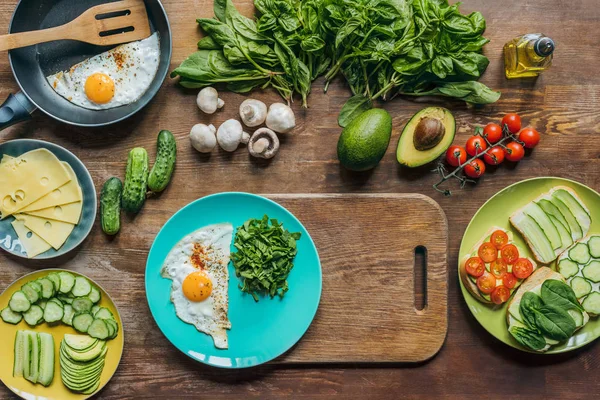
396;107;455;168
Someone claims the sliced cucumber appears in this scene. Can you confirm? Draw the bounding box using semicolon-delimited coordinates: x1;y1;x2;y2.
38;278;55;299
37;332;55;386
21;283;40;304
62;304;75;326
94;307;114;320
582;292;600;315
1;307;22;324
13;331;26;377
558;259;580;280
48;298;64;308
582;261;600;283
568;308;585;327
550;197;583;240
87;319;109;340
72;313;94;333
29;281;42;297
589;236;600;258
537;199;571;234
571;276;593;298
511;213;555;263
58;272;76;293
22;331;32;379
23;305;44;326
570;242;591;265
38;300;47;310
71;277;92;297
57;295;73;305
72;298;93;314
88;287;101;304
63;334;98;351
104;319;118;339
43;301;64;323
553;189;591;235
523;202;563;250
46;273;61;292
24;330;40;384
549;215;573;250
9;291;31;313
91;305;100;316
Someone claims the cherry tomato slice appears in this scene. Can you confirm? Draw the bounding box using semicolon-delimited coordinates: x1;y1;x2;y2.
478;242;498;263
502;113;522;134
489;258;508;278
477;272;497;295
465;257;486;278
501;244;519;264
490;230;509;249
513;258;534;279
502;272;517;289
491;285;511;304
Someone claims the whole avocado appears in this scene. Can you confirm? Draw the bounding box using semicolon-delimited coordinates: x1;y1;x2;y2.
337;108;392;171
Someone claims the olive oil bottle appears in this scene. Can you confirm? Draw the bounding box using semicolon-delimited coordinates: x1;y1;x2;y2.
504;34;555;79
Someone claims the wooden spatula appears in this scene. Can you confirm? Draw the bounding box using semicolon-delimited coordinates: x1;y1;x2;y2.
0;0;151;51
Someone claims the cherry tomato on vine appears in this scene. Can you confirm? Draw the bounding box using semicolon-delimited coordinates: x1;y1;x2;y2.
482;123;503;143
466;136;488;157
445;145;467;167
464;159;486;179
518;128;541;149
504;142;525;162
483;146;505;166
491;285;511;304
502;113;522;134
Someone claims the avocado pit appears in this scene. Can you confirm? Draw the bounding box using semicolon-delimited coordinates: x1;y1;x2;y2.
413;117;445;151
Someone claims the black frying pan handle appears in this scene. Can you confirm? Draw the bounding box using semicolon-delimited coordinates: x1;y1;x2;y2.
0;92;36;131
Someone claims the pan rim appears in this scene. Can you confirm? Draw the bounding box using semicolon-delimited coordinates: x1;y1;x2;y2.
7;0;172;127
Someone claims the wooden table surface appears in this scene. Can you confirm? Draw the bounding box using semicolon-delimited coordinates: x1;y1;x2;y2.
0;0;598;398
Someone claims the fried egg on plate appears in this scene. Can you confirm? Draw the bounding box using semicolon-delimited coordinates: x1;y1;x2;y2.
46;32;160;110
161;223;233;349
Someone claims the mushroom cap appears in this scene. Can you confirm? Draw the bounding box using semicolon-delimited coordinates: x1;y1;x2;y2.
190;124;217;153
266;103;295;133
197;87;223;114
248;128;280;159
239;99;267;127
217;119;247;152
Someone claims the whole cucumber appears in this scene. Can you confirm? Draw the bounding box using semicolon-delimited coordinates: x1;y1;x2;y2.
100;177;123;235
121;147;149;213
148;130;177;192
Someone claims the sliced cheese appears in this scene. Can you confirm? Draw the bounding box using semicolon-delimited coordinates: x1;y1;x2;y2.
24;201;82;224
18;162;82;213
0;149;71;217
1;154;14;164
11;219;52;258
15;214;75;250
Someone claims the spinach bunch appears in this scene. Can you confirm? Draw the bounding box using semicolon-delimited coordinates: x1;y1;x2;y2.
230;215;302;301
510;280;583;351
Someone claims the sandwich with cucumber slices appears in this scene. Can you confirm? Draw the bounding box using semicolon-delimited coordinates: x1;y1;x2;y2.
510;186;591;265
557;235;600;315
507;267;590;352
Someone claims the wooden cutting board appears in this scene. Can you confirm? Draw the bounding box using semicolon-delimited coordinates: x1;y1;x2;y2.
266;193;448;363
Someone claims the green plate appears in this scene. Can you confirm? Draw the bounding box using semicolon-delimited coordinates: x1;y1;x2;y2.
459;177;600;353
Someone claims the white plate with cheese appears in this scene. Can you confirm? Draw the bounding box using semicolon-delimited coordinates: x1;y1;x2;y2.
0;139;96;259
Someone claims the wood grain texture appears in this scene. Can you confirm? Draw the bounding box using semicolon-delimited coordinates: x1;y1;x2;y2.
269;194;448;363
0;0;598;398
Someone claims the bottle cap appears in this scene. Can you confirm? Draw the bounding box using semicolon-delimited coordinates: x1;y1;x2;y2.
534;37;555;57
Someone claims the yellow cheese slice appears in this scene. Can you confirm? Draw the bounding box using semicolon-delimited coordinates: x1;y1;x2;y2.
24;201;82;224
11;219;52;258
0;149;71;217
18;161;82;213
1;154;14;164
15;214;75;250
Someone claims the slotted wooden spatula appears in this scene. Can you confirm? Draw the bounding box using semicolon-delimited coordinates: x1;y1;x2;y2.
0;0;151;51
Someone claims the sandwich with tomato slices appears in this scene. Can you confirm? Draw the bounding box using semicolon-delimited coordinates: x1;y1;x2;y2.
460;227;537;305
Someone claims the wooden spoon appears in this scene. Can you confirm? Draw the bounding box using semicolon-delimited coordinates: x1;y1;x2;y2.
0;0;152;51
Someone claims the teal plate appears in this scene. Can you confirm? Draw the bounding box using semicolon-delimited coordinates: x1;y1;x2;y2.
145;192;322;368
0;139;96;260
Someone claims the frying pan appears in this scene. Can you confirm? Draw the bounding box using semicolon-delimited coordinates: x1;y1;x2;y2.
0;0;171;130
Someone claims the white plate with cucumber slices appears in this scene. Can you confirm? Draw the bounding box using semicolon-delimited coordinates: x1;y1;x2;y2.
459;177;600;354
0;269;123;399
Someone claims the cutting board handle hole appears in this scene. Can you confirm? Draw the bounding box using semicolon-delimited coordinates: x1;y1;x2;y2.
414;246;427;312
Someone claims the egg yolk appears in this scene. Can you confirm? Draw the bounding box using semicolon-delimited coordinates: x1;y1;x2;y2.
182;271;213;302
84;73;115;104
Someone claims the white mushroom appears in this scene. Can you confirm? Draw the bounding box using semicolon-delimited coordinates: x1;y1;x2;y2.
216;119;250;152
239;99;267;127
196;87;224;114
266;103;295;133
248;128;280;159
190;124;217;153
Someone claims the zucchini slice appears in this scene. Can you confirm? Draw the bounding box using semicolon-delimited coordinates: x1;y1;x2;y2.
570;276;592;299
582;292;600;315
570;243;591;265
9;291;31;313
72;313;94;333
58;272;76;294
23;305;44;326
558;259;580;280
1;307;23;324
582;261;600;283
71;277;92;297
589;236;600;258
43;301;64;323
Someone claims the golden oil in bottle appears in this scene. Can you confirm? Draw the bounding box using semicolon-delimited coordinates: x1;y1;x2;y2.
504;34;555;78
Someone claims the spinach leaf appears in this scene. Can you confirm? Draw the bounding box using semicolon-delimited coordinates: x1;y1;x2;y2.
541;280;584;312
534;304;577;341
197;36;221;50
338;95;373;128
509;327;547;351
196;19;237;47
520;291;544;329
213;0;227;22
